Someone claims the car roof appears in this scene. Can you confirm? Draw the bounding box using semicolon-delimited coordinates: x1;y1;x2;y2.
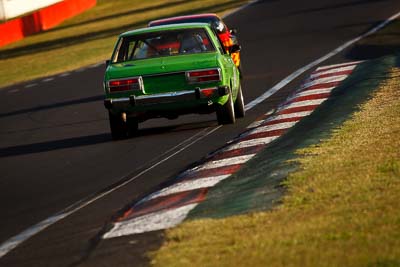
119;22;212;37
148;13;220;26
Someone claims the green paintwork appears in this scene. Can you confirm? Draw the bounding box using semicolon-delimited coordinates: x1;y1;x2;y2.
103;23;240;120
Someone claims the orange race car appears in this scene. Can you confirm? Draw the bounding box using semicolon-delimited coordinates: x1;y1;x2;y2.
148;13;241;71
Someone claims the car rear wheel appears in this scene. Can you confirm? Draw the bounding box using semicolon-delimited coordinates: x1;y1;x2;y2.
109;112;127;140
234;84;245;118
127;117;139;137
216;89;236;125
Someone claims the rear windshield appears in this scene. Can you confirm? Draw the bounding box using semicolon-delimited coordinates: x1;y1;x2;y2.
112;28;215;63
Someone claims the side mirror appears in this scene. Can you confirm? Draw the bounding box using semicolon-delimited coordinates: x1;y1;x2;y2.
230;28;237;35
229;44;241;54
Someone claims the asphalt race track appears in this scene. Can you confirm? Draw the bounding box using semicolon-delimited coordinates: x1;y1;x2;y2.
1;0;400;266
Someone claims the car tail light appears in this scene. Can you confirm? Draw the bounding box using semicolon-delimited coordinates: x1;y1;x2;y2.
186;69;221;83
201;88;215;97
108;77;143;93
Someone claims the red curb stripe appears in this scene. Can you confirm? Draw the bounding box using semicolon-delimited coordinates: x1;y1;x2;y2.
117;188;208;222
209;145;265;161
240;129;286;142
278;105;319;115
300;81;340;91
287;92;331;103
181;164;243;181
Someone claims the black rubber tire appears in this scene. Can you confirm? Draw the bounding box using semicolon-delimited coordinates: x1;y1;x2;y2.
127;117;139;137
109;112;127;140
234;84;245;118
216;89;236;125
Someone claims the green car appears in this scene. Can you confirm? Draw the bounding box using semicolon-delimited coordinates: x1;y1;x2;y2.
103;23;244;139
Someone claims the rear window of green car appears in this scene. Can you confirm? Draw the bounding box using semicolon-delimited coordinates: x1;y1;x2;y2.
112;28;216;63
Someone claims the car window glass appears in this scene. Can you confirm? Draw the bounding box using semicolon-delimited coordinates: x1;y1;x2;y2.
112;28;215;63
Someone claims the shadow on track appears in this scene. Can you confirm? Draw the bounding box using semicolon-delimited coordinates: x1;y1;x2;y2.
0;120;217;158
0;95;104;119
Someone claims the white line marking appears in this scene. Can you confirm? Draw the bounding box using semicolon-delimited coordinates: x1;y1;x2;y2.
8;89;20;93
103;203;198;238
0;213;68;258
59;72;71;77
89;63;103;68
24;84;37;88
142;175;230;202
42;78;54;83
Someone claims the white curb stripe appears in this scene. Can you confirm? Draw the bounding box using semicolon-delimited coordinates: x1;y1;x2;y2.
266;111;313;122
316;61;363;71
287;87;335;101
278;98;328;112
252;111;313;129
246;121;298;135
193;154;256;172
225;136;280;151
309;65;356;79
103;204;198;238
143;175;231;202
301;75;348;89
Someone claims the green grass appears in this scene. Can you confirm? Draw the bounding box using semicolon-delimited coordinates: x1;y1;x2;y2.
0;0;249;88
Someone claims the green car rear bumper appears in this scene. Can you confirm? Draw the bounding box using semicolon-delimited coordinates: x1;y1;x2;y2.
104;85;229;118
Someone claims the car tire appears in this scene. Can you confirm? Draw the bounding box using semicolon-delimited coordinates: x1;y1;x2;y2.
127;117;139;137
109;112;127;140
216;88;236;125
234;84;245;118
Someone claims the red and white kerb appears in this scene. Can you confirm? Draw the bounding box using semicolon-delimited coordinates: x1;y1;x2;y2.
103;61;361;239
